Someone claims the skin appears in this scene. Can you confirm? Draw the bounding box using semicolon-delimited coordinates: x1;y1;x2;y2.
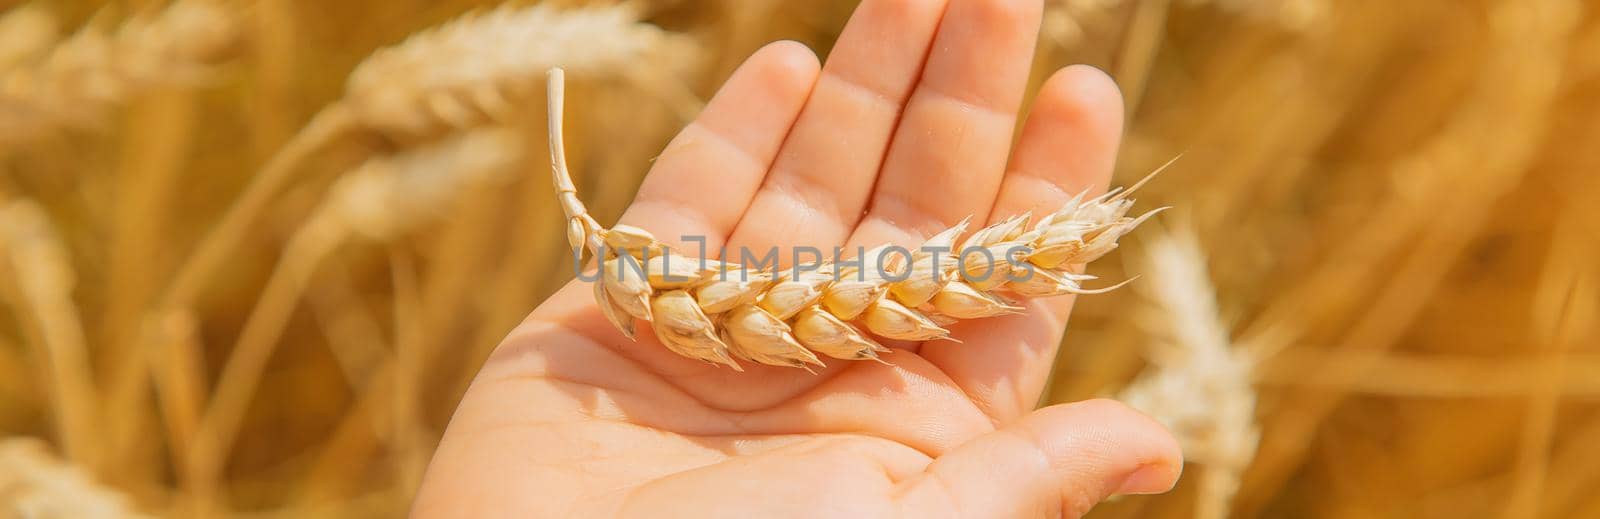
413;0;1183;517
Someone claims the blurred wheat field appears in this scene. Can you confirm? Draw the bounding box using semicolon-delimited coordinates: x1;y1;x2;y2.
0;0;1596;517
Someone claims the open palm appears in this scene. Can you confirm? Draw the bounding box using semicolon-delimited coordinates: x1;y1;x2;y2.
414;0;1180;516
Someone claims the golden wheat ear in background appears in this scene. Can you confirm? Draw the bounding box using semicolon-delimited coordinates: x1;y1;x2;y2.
0;0;237;145
1119;222;1263;519
1;0;1596;517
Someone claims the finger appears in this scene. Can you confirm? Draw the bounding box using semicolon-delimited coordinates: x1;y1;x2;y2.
724;0;951;258
846;0;1042;251
617;41;820;253
895;400;1183;518
922;65;1124;422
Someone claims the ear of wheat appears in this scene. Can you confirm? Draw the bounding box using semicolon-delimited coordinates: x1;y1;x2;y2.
548;69;1163;370
0;1;238;144
1117;224;1259;519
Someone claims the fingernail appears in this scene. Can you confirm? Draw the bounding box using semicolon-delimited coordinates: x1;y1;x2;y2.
1113;463;1180;495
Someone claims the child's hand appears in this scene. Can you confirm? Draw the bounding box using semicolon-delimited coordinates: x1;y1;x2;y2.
414;0;1181;516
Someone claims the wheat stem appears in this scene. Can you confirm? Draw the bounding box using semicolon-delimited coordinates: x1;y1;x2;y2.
186;210;347;498
249;0;301;161
0;202;99;469
1112;0;1170;115
291;359;395;505
102;87;202;482
126;106;354;499
1503;218;1593;519
308;257;391;391
132;108;351;470
548;68;603;257
0;335;29;406
148;311;207;513
161;105;355;310
388;247;428;497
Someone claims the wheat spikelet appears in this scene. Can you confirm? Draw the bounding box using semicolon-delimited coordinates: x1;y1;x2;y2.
1117;224;1259;519
343;2;696;141
549;69;1162;370
0;1;238;145
0;438;149;519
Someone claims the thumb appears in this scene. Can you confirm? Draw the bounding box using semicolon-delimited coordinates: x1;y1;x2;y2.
895;399;1183;518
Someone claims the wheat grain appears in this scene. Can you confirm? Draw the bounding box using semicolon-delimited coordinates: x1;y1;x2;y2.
0;438;148;519
0;1;237;145
548;69;1162;369
1117;224;1258;519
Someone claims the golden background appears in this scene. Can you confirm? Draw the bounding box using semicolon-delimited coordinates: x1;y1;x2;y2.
0;0;1596;517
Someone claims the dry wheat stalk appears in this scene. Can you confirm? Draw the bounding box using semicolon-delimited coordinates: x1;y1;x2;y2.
0;1;237;145
549;69;1160;370
1117;224;1258;519
0;438;148;519
0;201;98;470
